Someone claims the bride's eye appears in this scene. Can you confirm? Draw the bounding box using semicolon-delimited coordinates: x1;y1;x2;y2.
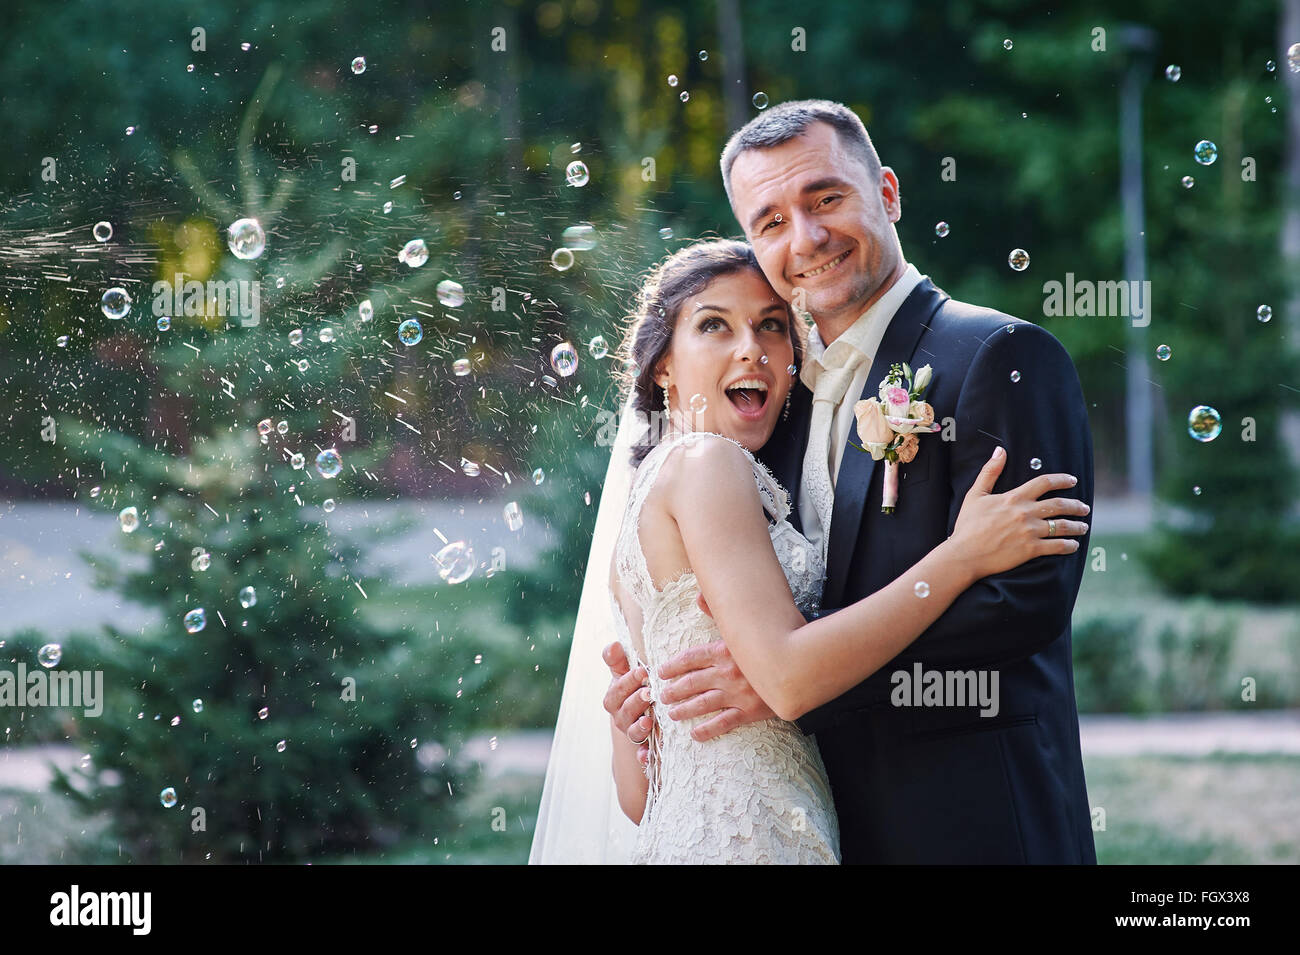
760;318;786;333
698;317;723;332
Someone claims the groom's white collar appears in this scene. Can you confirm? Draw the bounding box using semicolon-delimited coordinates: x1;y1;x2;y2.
799;263;924;392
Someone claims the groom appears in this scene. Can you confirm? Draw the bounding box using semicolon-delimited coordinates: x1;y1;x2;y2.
605;99;1095;864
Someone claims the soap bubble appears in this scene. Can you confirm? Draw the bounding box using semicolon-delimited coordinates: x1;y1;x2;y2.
565;161;589;187
288;328;303;345
588;335;608;359
399;238;429;267
160;788;178;808
192;699;204;713
1003;38;1013;50
398;319;424;345
318;327;334;343
358;299;373;322
38;644;62;668
689;393;707;413
752;91;769;109
562;224;597;250
1007;248;1030;271
1029;457;1043;471
550;342;578;376
659;227;674;240
1156;344;1172;361
699;50;708;61
296;359;309;372
1193;140;1218;165
436;279;465;307
433;541;475;584
315;448;343;478
1193;485;1203;496
289;452;305;469
453;358;471;376
276;740;287;753
239;586;257;608
679;91;690;102
532;468;545;485
1010;370;1021;383
258;707;269;720
100;287;132;319
1257;304;1272;323
934;221;949;238
1289;42;1300;73
184;608;207;633
667;74;678;87
119;506;139;533
194;551;211;571
92;221;113;242
322;499;336;513
461;458;480;477
227;218;266;260
390;175;406;189
504;501;523;531
1165;64;1181;81
913;581;930;598
1187;405;1222;442
351;56;366;74
551;248;575;271
276;420;288;435
1182;175;1195;189
156;316;171;332
56;335;69;347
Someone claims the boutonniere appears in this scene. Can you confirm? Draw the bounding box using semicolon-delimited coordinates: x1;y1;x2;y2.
850;362;940;514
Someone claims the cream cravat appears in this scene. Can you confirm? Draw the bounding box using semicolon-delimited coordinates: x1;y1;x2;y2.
801;350;865;563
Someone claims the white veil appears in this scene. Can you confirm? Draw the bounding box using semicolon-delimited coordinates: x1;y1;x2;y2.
528;393;644;864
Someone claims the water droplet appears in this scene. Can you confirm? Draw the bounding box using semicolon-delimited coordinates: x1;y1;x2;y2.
1029;457;1043;471
1009;370;1021;383
315;448;343;478
679;91;690;102
155;316;171;332
1165;64;1181;81
1187;405;1222;442
550;341;578;376
453;358;471;376
38;644;62;668
1156;343;1172;361
398;319;424;346
100;287;132;319
171;715;182;726
192;699;204;713
288;328;303;345
275;739;287;753
1007;248;1030;271
351;56;366;75
1257;304;1272;323
389;175;406;189
752;91;769;109
659;227;674;240
1194;140;1218;165
934;221;949;238
1182;175;1195;189
258;706;269;720
119;506;139;533
913;581;931;598
56;335;69;347
125;125;136;136
1192;485;1203;496
453;190;462;200
504;501;523;531
562;224;597;250
358;299;373;322
92;221;113;242
460;458;480;477
239;586;257;608
566;160;589;187
667;74;678;87
276;420;288;435
532;468;545;485
698;50;708;61
787;363;798;376
436;279;465;307
399;238;428;267
290;452;305;469
433;541;475;584
160;787;178;808
184;608;207;633
319;327;335;343
369;125;379;135
587;335;608;359
296;358;309;372
186;64;194;72
689;393;707;413
1266;59;1276;72
322;498;336;513
224;219;266;262
194;551;211;571
551;248;575;271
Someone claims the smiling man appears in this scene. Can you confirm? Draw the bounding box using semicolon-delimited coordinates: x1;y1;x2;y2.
607;99;1098;864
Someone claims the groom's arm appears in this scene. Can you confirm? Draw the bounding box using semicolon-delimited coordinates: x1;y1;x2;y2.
795;320;1094;736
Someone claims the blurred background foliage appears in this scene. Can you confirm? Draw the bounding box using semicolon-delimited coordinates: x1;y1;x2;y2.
0;0;1296;863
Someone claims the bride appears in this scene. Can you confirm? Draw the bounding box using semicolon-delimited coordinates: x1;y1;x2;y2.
529;238;1088;865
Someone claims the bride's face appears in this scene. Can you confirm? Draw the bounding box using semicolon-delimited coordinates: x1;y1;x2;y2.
655;268;796;452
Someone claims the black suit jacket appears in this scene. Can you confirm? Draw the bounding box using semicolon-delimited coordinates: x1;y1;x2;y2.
756;277;1097;864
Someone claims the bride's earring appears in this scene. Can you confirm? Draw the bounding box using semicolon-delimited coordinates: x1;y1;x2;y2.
782;390;792;421
661;382;670;409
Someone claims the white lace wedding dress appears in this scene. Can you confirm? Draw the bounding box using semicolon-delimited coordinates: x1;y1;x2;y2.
610;430;840;864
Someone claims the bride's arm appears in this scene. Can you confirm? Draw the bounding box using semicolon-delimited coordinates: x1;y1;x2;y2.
664;438;1087;722
610;716;648;823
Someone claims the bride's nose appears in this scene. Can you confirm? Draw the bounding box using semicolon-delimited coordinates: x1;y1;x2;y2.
735;329;765;364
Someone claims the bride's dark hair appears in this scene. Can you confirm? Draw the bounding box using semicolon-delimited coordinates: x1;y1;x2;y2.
616;238;806;467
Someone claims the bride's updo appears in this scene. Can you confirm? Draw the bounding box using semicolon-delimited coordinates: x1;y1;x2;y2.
617;238;806;466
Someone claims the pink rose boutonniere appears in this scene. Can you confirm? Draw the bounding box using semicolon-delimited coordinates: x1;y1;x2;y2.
851;362;940;514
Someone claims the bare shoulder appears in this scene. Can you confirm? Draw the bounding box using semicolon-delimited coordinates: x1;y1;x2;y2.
656;434;761;517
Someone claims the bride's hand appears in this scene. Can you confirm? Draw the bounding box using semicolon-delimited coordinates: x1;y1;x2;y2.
950;446;1090;580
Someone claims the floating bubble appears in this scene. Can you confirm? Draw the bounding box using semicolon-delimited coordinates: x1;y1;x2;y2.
752;91;769;109
1193;140;1218;165
1289;42;1300;73
667;74;678;87
351;56;366;75
551;248;575;271
453;358;471;376
239;586;257;608
460;458;480;477
1193;485;1203;496
1007;248;1030;271
323;498;336;513
1029;457;1043;471
160;787;177;808
194;551;211;571
1009;370;1021;383
315;448;343;478
276;420;288;435
532;468;545;485
296;358;309;372
1182;175;1195;189
276;740;287;753
227;217;266;260
1165;64;1181;81
913;581;930;598
562;224;597;251
192;699;204;713
171;715;182;726
1257;304;1272;323
787;363;798;375
100;287;132;319
434;541;475;584
1267;60;1277;72
125;125;136;135
258;706;269;720
399;238;429;267
288;328;303;345
358;299;373;322
382;200;392;214
1187;405;1222;442
184;608;206;633
659;227;674;240
187;64;194;72
689;393;707;413
504;501;523;531
56;335;69;347
38;644;62;668
453;190;462;200
1003;38;1013;50
934;221;949;238
92;221;113;242
437;279;465;307
156;316;171;332
565;160;589;187
370;126;379;135
319;327;335;343
679;91;690;102
290;452;305;469
698;50;708;61
398;319;424;345
119;506;139;533
588;335;608;359
1156;344;1172;361
550;341;578;376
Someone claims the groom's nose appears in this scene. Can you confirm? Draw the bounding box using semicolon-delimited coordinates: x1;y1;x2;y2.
789;210;830;260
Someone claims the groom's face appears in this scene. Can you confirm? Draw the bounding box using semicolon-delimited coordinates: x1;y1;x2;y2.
729;122;903;332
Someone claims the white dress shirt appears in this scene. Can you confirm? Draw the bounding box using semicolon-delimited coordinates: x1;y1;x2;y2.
797;263;925;558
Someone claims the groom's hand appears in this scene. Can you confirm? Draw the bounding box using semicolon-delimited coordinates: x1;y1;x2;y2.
657;639;775;742
602;642;652;765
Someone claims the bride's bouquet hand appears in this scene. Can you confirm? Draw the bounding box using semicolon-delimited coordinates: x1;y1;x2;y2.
950;447;1090;580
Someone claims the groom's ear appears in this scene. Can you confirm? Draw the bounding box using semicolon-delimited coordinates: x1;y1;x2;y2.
880;167;902;222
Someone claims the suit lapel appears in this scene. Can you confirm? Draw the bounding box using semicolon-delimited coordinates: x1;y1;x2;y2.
757;380;813;535
823;280;946;608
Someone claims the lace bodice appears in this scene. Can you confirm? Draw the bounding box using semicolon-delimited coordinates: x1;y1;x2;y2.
609;430;839;864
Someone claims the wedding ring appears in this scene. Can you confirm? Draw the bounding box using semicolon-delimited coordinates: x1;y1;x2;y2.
1047;519;1056;538
630;732;651;745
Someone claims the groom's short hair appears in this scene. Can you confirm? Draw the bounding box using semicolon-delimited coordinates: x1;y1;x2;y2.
720;99;882;214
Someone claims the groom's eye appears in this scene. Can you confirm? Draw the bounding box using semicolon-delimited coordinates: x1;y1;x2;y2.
817;195;841;208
